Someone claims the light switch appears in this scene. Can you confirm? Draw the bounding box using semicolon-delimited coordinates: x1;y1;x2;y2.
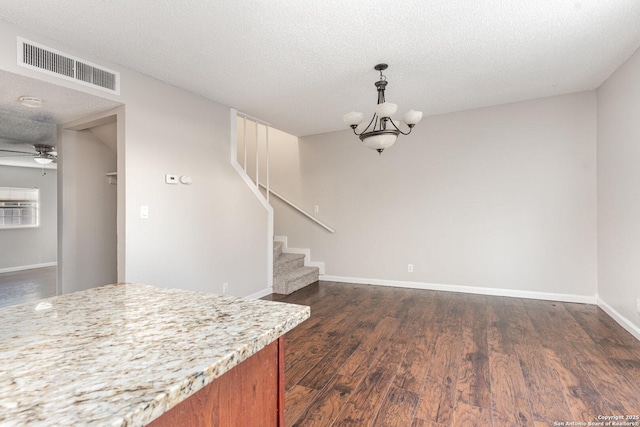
165;174;178;184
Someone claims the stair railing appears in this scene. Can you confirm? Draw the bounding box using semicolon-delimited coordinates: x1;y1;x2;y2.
231;108;335;234
230;108;274;288
234;110;271;202
258;183;335;233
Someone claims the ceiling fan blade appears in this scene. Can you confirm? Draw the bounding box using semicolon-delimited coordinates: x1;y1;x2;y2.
0;148;35;155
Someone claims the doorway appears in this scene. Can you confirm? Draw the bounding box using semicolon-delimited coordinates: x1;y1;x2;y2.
59;115;119;294
0;70;122;307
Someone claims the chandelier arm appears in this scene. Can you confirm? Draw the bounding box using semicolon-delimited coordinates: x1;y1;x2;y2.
365;114;377;133
351;114;377;136
387;119;413;136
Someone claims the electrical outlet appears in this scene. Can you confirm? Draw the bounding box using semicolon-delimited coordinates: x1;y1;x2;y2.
408;264;413;273
314;205;319;214
140;205;149;219
223;283;228;294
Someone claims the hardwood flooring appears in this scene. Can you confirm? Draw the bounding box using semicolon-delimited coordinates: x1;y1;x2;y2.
0;266;57;308
265;281;640;427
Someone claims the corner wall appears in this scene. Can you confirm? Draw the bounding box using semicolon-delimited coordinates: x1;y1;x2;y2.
273;92;598;301
597;46;640;338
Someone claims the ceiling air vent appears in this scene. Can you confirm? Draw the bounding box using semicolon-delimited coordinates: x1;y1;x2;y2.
17;37;120;95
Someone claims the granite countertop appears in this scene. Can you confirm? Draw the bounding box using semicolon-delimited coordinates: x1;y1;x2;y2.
0;283;310;426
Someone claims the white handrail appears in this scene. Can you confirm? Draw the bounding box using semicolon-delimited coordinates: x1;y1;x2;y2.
258;183;335;233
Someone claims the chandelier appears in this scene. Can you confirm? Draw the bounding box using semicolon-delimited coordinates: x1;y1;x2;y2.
343;64;423;154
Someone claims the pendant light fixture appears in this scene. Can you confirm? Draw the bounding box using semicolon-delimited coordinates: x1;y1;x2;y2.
344;64;423;154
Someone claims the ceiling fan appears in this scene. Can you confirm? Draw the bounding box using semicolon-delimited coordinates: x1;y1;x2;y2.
0;143;57;165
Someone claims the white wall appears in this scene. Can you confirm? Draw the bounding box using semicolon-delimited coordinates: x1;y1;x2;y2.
123;74;269;295
272;92;598;300
597;46;640;335
0;20;270;297
0;165;56;269
58;128;116;293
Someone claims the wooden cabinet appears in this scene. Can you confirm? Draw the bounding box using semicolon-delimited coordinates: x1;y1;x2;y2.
148;337;285;427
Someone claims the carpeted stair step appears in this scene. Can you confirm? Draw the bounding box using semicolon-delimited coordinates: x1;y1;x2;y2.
272;237;321;295
273;266;319;294
274;252;305;276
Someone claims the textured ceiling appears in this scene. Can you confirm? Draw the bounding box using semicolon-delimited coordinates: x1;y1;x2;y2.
0;1;640;136
0;70;122;125
0;70;121;168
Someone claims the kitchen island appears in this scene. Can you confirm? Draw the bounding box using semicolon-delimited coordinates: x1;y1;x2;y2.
0;282;310;426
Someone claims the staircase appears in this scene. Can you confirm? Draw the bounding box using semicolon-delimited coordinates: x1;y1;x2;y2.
273;240;319;294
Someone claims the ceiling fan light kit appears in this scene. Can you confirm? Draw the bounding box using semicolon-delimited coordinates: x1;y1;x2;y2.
32;144;56;164
344;63;423;154
33;155;53;165
0;143;57;165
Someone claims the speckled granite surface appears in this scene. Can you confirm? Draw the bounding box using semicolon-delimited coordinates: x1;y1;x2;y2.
0;283;309;426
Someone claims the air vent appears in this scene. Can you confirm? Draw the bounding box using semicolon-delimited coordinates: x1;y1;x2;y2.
17;37;120;94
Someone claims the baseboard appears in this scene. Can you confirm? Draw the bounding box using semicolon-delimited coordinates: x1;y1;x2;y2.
319;275;597;304
597;296;640;341
0;262;57;274
246;286;274;300
274;235;325;274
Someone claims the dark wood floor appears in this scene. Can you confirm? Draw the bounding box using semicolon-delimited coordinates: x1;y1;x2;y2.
265;281;640;427
0;266;57;308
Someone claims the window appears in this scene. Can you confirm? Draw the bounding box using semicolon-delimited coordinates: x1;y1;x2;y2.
0;187;40;229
